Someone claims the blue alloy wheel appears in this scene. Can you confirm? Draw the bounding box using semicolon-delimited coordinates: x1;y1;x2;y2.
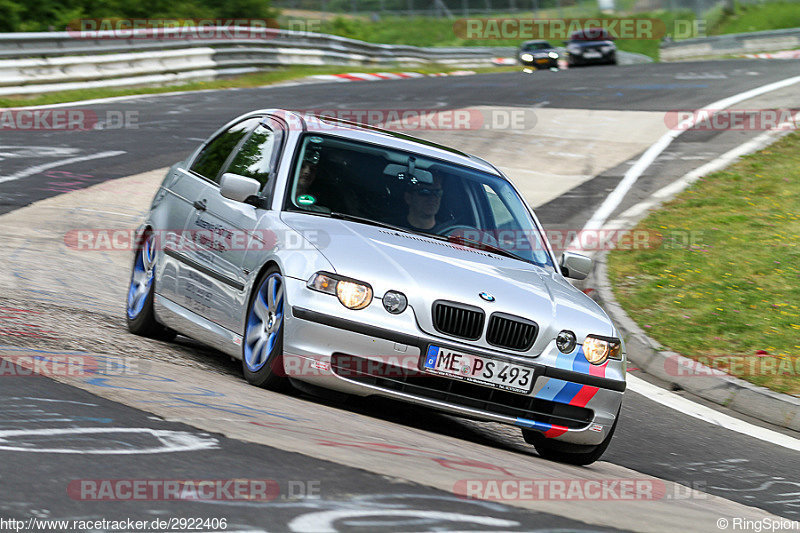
127;233;155;319
244;273;284;372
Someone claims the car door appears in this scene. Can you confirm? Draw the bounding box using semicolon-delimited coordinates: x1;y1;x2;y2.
167;116;262;318
182;116;285;332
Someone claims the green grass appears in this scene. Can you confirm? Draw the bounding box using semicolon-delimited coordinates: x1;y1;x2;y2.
607;132;800;397
710;1;800;35
0;64;516;108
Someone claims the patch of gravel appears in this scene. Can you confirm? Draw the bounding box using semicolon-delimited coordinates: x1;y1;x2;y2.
0;293;240;377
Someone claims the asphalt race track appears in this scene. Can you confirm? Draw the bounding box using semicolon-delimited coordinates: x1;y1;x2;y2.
1;59;799;532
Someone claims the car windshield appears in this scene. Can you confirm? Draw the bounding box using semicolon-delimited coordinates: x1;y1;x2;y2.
522;42;552;50
285;134;554;268
570;28;612;41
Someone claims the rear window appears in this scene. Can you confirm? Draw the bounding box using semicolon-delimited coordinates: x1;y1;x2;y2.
522;41;552;51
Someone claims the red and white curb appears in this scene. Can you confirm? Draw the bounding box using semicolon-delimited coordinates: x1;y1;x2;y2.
741;49;800;59
310;70;476;82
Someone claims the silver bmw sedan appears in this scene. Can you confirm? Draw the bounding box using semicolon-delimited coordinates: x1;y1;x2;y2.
126;109;626;465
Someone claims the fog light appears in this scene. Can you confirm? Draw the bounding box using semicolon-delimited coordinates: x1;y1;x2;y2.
556;330;576;353
382;291;408;314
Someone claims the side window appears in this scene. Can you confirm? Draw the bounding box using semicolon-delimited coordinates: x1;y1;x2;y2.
224;124;279;187
190;117;261;183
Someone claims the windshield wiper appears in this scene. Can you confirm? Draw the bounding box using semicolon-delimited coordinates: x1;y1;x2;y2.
328;212;412;233
446;234;529;262
328;212;455;242
328;212;528;262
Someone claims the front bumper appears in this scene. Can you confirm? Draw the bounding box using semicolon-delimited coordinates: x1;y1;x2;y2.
568;50;615;64
520;57;559;69
282;276;625;446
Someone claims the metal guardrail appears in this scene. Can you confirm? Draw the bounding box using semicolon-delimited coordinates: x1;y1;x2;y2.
0;28;514;95
0;27;650;96
660;26;800;61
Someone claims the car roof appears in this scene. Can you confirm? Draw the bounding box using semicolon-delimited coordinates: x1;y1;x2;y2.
252;109;503;176
569;28;612;40
521;40;552;46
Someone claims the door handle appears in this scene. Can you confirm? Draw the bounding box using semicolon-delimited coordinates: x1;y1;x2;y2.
193;199;207;211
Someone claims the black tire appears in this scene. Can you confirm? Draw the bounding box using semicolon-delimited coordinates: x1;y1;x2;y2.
242;266;290;391
523;406;621;466
126;231;174;340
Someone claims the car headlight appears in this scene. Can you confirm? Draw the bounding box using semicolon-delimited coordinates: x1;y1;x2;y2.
601;45;614;53
548;51;559;59
307;272;373;310
583;335;623;365
567;44;580;54
520;53;534;62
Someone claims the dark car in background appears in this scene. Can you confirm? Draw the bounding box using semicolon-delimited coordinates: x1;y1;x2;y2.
518;40;560;70
564;28;617;66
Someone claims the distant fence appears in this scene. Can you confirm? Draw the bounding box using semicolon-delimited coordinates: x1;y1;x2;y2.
0;27;650;96
661;26;800;61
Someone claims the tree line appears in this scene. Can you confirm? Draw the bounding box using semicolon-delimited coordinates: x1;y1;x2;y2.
0;0;276;32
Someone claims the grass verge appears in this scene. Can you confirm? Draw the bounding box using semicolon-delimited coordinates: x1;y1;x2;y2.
0;64;516;108
607;132;800;397
710;1;800;35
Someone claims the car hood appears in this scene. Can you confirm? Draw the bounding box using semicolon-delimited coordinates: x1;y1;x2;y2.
281;212;614;354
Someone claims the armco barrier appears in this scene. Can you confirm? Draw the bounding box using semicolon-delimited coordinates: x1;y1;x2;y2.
661;27;800;61
0;27;650;96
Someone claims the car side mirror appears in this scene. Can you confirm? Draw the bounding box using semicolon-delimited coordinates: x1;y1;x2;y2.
560;251;592;280
220;172;261;203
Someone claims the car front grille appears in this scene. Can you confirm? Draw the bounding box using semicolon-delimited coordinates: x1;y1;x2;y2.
330;354;593;430
486;313;538;351
432;300;484;340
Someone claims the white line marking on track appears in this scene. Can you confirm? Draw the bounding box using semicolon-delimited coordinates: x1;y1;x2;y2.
627;375;800;452
0;150;125;185
577;74;800;239
288;510;519;533
0;427;218;454
606;111;800;235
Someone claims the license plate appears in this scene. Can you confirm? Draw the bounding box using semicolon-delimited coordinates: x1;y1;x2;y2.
422;345;534;394
536;58;549;63
583;51;601;58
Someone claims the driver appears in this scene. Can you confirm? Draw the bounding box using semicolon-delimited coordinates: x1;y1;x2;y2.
403;174;445;232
